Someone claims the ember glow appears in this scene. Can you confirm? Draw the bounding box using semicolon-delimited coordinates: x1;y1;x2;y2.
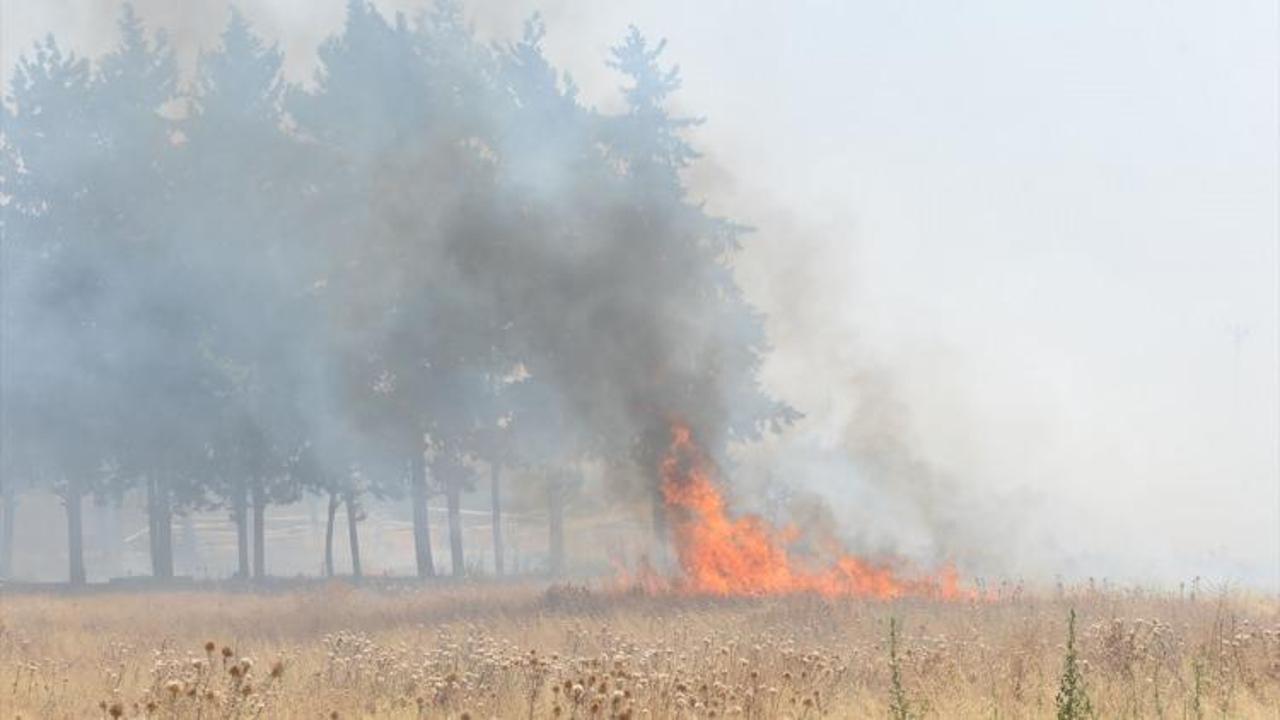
658;423;974;599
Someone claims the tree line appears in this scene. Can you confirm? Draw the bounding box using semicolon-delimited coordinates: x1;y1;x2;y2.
0;1;794;584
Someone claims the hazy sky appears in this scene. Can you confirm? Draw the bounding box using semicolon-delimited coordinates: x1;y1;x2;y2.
4;0;1277;588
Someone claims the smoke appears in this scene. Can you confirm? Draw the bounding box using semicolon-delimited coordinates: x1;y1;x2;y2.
3;0;1276;589
722;208;1039;578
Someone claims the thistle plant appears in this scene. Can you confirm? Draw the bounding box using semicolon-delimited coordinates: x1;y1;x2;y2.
1056;608;1093;720
889;617;912;720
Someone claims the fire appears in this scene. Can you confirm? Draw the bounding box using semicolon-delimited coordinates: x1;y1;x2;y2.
656;422;974;600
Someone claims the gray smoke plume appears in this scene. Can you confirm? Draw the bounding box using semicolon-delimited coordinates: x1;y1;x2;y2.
3;0;1276;590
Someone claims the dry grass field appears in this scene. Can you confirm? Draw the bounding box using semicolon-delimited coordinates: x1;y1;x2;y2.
1;582;1277;719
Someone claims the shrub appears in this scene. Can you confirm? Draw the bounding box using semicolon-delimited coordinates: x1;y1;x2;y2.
1056;608;1093;720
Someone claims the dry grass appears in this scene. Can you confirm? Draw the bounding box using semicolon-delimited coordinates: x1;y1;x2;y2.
1;582;1277;718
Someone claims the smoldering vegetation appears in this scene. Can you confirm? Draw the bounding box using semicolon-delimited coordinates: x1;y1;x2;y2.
0;1;804;584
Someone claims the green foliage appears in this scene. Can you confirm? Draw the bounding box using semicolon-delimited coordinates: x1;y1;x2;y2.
1055;608;1093;720
3;2;795;583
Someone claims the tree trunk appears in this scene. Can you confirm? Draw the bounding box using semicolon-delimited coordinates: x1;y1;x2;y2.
251;478;266;581
548;474;564;578
0;481;16;579
179;512;198;576
102;499;123;578
158;481;173;578
233;479;250;579
324;491;339;578
345;491;362;580
410;450;435;578
148;476;174;579
490;462;504;577
147;477;158;574
66;476;86;585
511;527;521;574
446;475;464;577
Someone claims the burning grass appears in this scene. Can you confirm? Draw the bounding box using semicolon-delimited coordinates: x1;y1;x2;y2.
1;582;1277;718
657;423;971;600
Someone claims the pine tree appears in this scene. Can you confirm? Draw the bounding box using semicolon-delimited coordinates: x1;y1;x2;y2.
601;27;798;548
287;2;505;580
4;36;111;585
93;4;203;580
182;6;316;582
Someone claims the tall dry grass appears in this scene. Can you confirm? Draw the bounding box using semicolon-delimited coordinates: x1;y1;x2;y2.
1;582;1276;718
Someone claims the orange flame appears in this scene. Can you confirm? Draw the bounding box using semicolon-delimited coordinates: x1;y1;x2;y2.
656;422;974;600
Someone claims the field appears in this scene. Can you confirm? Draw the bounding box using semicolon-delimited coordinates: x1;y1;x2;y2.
1;582;1277;719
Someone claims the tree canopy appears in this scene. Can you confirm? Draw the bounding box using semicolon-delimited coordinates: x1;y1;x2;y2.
0;2;794;582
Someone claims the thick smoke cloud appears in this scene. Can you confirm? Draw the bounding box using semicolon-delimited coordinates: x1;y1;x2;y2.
2;0;1276;588
1;0;799;582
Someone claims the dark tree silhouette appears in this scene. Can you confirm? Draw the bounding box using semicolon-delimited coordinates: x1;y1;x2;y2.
0;4;794;585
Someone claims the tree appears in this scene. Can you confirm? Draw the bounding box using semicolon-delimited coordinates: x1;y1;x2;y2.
470;405;514;576
293;445;356;579
287;0;436;578
424;367;504;578
3;35;113;584
499;378;589;576
601;27;798;550
0;7;795;587
181;8;318;581
0;102;16;580
91;4;208;580
287;1;506;580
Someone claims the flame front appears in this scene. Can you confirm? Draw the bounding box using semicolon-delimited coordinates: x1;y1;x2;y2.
659;423;972;600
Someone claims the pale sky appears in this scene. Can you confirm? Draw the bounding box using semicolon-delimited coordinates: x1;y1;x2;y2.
4;0;1278;588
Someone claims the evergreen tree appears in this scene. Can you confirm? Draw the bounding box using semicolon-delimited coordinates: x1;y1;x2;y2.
2;37;104;584
181;7;316;581
0;6;795;585
91;5;203;580
288;1;506;580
